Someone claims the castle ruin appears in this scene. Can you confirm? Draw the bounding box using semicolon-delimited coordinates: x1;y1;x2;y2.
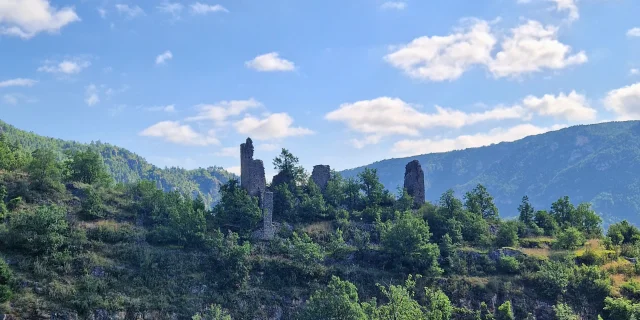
311;165;331;192
240;138;273;240
404;160;425;207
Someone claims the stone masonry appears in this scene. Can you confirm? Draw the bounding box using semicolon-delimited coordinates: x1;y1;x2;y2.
311;165;331;192
404;160;425;207
240;138;266;198
262;192;274;240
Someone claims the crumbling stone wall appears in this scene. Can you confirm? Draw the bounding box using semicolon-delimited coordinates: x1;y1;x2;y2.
240;138;266;198
262;191;274;240
311;165;331;192
404;160;425;207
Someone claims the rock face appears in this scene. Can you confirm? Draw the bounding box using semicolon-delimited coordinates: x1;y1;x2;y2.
311;165;331;192
403;160;425;207
240;138;266;198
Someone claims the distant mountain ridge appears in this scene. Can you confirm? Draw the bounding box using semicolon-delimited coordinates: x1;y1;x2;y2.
341;121;640;226
0;119;235;208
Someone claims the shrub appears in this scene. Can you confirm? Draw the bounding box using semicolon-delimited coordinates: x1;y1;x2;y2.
5;205;70;255
498;256;520;274
554;227;585;250
86;221;138;243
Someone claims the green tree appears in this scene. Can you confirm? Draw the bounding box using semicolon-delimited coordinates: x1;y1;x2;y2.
531;261;570;300
303;276;367;320
424;287;452;320
518;196;535;226
6;205;70;255
0;258;13;302
213;179;262;236
551;196;575;226
496;301;514;320
299;179;326;221
273;148;305;185
0;185;7;218
65;149;112;185
496;220;519;247
603;297;640;320
395;188;414;212
380;211;441;275
192;304;232;320
553;303;579;320
344;177;362;211
608;220;640;245
289;232;325;264
534;210;558;236
0;133;29;171
375;275;425;320
464;184;499;219
358;168;384;207
27;148;63;192
81;187;104;220
554;227;586;250
273;182;297;221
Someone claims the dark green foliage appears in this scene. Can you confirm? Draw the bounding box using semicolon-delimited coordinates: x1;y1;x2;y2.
27;149;63;192
424;287;453;320
358;168;385;207
553;303;579;320
302;276;367;320
496;221;519;248
0;258;13;302
534;210;559;236
273;148;306;185
603;297;640;320
518;196;535;226
0;185;7;218
213;179;261;236
529;261;570;300
64;149;112;185
5;205;70;255
273;182;297;221
0;133;29;171
554;227;586;250
81;187;104;220
497;256;520;274
464;184;499;220
621;280;640;300
607;220;640;245
192;304;232;320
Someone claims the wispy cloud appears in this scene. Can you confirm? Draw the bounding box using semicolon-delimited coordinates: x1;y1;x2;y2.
156;51;173;65
0;78;38;88
190;3;228;14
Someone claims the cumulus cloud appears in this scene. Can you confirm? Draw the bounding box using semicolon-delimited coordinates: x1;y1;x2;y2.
392;124;567;156
115;4;145;18
140;121;219;146
604;82;640;120
38;58;90;74
85;84;99;106
627;28;640;37
380;2;407;10
385;19;496;81
187;98;262;124
0;78;37;88
325;97;528;138
489;20;587;78
215;147;238;158
246;52;296;72
233;113;314;140
520;91;596;121
0;0;79;39
155;51;173;65
190;3;228;14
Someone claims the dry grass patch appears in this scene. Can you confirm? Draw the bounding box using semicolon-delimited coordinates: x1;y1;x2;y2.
520;248;551;259
304;221;333;241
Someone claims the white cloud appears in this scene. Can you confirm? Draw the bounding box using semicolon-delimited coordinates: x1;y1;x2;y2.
85;84;99;106
2;93;37;105
146;105;176;112
98;8;107;19
257;143;279;151
632;69;640;76
0;0;79;39
233;113;314;140
225;166;241;175
351;135;383;149
115;4;145;18
215;147;238;158
551;0;579;22
245;52;296;72
627;28;640;37
190;3;228;14
157;2;183;18
325;97;528;138
489;20;587;78
380;2;407;10
604;82;640;120
140;121;219;146
392;123;567;156
38;59;90;74
0;78;37;88
155;51;173;65
2;94;18;105
186;98;262;124
384;19;496;81
521;91;596;121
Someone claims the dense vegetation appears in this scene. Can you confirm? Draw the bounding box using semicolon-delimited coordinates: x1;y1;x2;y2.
3;132;640;319
341;120;640;226
0;120;235;208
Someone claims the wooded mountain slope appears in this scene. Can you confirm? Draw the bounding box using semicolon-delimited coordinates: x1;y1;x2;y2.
0;120;235;208
341;121;640;226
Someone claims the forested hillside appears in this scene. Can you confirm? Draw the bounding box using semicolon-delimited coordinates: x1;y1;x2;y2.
342;121;640;226
0;120;234;208
2;132;640;319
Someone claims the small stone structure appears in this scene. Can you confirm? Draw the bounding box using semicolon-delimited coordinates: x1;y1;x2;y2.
271;170;294;188
261;192;274;240
404;160;425;207
240;138;266;198
311;165;331;192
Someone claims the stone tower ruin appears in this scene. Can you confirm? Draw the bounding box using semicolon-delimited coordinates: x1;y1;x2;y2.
311;165;331;192
240;137;273;240
404;160;425;207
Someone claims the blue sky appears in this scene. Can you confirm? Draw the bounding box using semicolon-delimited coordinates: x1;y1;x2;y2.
1;0;640;179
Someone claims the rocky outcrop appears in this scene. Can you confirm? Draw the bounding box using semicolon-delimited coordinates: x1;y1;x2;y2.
403;160;425;207
311;165;331;192
240;138;266;198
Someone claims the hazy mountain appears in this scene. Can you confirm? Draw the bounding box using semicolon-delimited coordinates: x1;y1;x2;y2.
0;119;235;207
341;121;640;226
